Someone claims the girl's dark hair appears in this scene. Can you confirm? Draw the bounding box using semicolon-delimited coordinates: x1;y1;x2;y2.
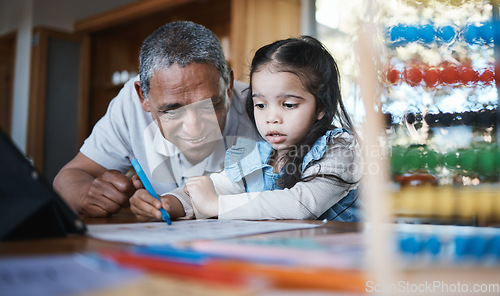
245;36;355;188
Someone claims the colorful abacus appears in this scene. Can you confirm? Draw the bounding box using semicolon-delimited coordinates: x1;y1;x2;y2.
380;1;500;226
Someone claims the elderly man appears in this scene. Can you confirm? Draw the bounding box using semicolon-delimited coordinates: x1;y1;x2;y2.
53;21;258;217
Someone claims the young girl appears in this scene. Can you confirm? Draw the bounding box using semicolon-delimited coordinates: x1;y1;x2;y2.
131;36;362;221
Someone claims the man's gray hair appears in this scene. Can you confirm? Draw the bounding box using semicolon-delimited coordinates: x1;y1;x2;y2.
139;21;230;98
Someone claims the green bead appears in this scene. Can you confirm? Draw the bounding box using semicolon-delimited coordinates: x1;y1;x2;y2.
405;148;423;171
424;149;441;170
391;146;405;174
478;148;497;176
444;151;458;168
457;149;476;171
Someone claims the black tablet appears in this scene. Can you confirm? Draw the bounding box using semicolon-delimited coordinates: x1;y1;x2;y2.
0;129;86;240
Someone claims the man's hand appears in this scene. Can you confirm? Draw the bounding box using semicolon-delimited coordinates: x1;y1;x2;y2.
54;153;136;217
80;170;135;217
184;176;218;218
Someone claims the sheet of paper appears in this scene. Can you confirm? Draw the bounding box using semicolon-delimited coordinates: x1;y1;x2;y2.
192;232;365;269
87;220;320;246
0;253;142;296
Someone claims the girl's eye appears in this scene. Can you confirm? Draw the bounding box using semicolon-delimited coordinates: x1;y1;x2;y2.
254;103;266;109
283;103;298;109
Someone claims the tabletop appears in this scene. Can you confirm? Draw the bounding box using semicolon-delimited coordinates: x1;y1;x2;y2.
0;208;361;256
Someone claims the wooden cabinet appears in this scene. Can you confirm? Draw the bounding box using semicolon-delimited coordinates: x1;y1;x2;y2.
230;0;301;82
0;32;16;136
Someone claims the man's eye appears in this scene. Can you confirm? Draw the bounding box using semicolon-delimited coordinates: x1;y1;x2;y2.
160;109;182;119
211;97;226;110
202;103;214;110
283;103;298;109
254;103;266;109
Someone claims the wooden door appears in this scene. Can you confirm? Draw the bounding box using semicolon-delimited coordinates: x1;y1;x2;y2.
0;32;16;135
27;27;90;181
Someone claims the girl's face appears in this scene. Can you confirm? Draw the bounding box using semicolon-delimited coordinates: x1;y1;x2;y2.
251;66;325;151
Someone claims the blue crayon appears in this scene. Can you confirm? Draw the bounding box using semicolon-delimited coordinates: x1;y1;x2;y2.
131;158;172;225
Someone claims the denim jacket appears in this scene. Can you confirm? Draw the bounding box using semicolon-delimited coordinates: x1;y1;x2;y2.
222;128;362;221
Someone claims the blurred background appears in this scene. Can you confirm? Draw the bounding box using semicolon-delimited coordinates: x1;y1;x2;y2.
2;1;500;291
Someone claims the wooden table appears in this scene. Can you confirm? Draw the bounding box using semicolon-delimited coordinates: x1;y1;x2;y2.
0;208;361;255
3;211;500;295
0;210;363;296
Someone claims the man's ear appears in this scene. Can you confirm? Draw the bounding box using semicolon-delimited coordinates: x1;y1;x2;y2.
226;69;234;100
135;81;151;112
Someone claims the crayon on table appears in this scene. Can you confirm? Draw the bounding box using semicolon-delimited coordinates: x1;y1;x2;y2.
131;158;171;225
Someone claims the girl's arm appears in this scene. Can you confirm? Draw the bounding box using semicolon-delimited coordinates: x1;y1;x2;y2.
168;170;247;219
216;133;362;220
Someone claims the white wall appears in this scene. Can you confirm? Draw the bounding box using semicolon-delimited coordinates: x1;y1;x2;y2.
0;0;135;152
0;0;136;35
0;1;25;37
9;0;32;152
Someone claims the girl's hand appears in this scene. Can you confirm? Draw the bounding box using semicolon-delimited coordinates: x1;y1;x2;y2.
130;188;164;222
130;175;185;221
184;176;219;218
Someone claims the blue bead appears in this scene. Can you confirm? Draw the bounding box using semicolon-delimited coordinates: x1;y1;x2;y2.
493;21;500;45
455;236;472;258
471;236;488;258
400;235;424;254
464;25;479;44
479;23;493;43
426;235;441;255
389;25;402;42
492;236;500;257
419;24;435;44
405;25;419;43
437;25;455;43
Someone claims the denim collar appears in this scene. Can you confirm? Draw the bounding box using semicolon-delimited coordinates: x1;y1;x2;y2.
224;128;348;182
225;139;272;182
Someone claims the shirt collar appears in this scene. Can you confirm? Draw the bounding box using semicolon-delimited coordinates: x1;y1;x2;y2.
153;127;225;179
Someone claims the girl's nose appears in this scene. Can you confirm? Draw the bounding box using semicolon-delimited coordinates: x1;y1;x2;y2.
266;111;282;124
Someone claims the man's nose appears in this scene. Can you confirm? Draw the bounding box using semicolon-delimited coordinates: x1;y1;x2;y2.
182;109;205;137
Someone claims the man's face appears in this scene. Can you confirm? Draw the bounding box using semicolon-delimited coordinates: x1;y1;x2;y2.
137;63;231;164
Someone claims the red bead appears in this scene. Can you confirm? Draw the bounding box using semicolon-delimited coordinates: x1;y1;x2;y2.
387;68;400;84
440;66;459;85
405;67;422;86
479;69;494;84
496;64;500;85
423;68;439;87
459;66;478;85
